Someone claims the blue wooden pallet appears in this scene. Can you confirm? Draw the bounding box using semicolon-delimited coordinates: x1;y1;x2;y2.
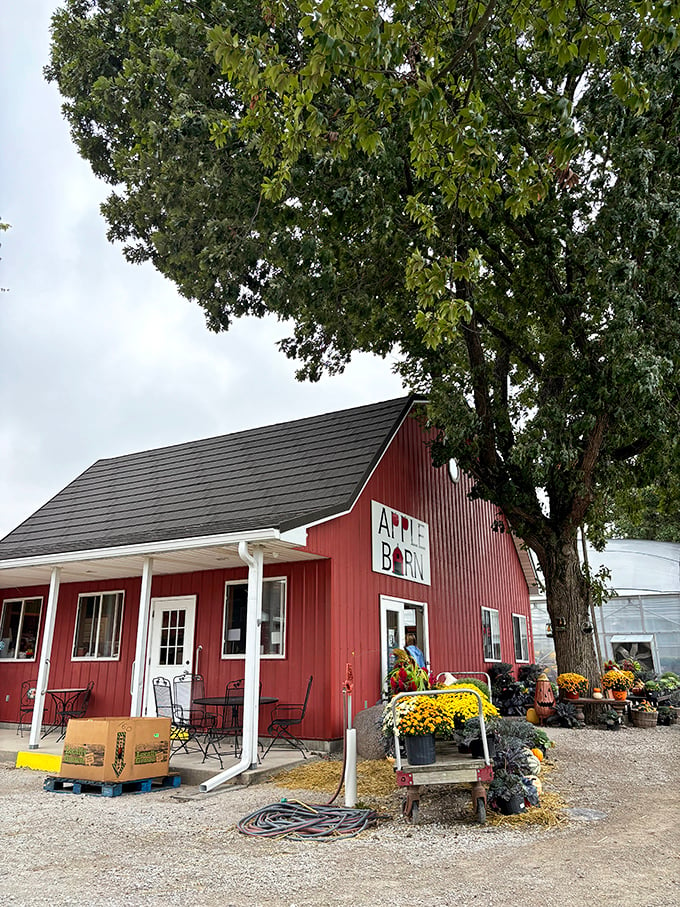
43;773;181;797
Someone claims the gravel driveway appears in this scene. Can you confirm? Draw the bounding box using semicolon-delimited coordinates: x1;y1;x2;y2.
1;724;678;907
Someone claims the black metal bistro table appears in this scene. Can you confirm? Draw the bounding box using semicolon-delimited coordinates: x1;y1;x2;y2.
194;695;278;766
42;687;88;739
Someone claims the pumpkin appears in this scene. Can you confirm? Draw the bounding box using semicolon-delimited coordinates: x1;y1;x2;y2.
531;747;544;762
527;775;543;796
525;707;540;725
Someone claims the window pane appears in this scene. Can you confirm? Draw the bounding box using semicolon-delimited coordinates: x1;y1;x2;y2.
73;592;123;659
223;584;248;655
223;580;286;657
0;598;43;659
482;607;501;662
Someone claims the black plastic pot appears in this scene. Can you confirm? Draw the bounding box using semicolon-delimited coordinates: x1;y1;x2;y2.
497;793;526;815
469;736;496;760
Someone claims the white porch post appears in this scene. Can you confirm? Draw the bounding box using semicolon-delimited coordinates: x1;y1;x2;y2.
239;541;264;769
130;557;154;717
29;566;61;749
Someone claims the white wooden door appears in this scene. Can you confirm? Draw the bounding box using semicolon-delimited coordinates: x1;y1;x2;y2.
143;596;197;717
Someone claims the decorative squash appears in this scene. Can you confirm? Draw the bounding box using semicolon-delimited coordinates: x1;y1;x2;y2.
531;747;544;762
524;751;542;775
525;707;540;725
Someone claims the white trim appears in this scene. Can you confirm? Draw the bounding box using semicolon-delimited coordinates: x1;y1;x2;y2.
0;528;282;571
29;567;61;750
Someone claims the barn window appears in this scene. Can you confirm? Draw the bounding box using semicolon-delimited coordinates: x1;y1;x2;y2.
512;613;529;662
222;578;286;658
0;597;42;660
481;606;501;661
73;592;124;659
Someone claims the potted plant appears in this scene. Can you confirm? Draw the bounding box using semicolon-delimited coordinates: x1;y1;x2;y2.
600;707;622;730
390;694;440;765
556;673;589;700
630;699;658;728
601;668;635;700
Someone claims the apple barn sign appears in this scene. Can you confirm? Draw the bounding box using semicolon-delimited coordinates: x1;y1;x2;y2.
371;501;431;585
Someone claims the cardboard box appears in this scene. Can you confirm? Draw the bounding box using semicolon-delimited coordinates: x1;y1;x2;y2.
59;717;171;782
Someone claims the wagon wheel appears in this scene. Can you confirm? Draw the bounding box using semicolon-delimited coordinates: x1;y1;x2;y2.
475;798;486;826
402;797;420;824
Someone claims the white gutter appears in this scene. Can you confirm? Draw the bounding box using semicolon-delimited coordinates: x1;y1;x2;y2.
130;557;153;716
0;528;281;571
199;541;264;792
29;567;61;749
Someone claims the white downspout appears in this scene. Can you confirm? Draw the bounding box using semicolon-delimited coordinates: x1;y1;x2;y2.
29;566;61;749
200;541;263;792
130;556;154;716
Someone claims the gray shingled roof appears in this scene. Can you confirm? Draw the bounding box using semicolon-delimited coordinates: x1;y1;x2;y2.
0;396;419;560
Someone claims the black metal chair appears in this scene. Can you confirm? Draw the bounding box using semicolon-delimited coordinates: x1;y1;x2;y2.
173;672;216;734
17;679;42;737
202;678;246;767
55;680;94;741
152;676;206;758
262;675;313;758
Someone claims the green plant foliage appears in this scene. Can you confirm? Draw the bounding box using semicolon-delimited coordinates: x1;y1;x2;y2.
46;0;680;679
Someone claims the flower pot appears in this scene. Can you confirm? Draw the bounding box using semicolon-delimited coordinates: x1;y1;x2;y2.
564;692;580;701
631;710;658;728
469;736;496;760
404;733;436;765
611;690;627;701
497;793;526;815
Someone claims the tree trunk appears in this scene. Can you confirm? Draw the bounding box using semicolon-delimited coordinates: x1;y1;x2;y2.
537;535;600;685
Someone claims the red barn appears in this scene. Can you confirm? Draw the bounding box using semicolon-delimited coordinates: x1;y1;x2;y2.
0;396;535;755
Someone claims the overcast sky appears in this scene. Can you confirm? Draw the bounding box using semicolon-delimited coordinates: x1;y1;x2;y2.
0;3;405;542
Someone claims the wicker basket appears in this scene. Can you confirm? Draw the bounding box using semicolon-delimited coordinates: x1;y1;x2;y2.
631;710;658;728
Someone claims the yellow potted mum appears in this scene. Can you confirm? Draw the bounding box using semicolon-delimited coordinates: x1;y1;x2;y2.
557;673;589;700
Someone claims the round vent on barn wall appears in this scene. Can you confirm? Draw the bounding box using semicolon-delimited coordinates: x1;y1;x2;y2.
448;459;460;483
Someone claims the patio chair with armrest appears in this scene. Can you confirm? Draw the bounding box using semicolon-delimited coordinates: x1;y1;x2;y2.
152;676;206;758
173;672;216;735
262;675;313;758
55;680;94;740
17;679;44;737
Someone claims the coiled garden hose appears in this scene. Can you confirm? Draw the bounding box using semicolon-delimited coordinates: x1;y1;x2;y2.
237;799;379;840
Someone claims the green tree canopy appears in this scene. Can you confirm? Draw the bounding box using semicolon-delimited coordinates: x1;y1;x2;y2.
46;0;680;679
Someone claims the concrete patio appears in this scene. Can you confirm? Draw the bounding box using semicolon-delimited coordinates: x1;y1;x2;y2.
0;723;311;788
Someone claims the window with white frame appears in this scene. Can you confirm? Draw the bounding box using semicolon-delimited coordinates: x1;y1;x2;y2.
73;592;124;659
512;613;529;662
223;578;286;657
481;606;501;661
0;597;42;660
